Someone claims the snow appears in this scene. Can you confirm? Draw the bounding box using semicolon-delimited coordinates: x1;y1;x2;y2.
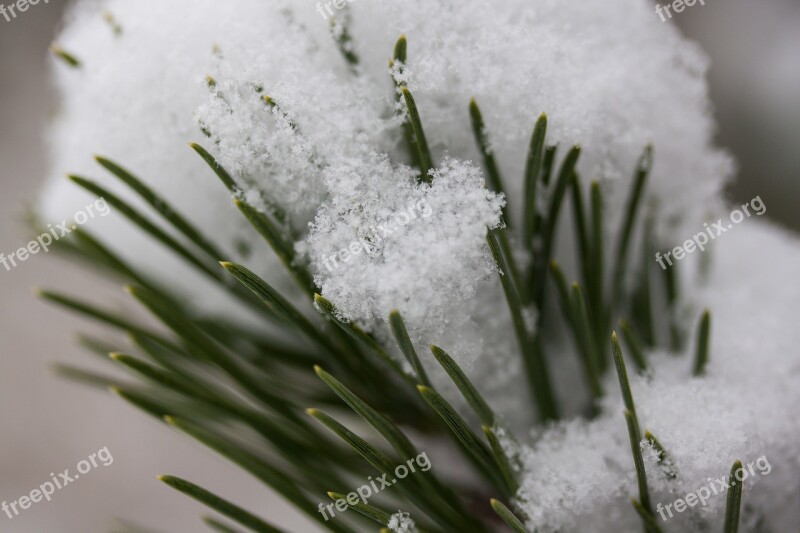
302;155;503;362
387;511;418;533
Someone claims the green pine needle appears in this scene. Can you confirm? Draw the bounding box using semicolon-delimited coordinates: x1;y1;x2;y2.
663;264;682;351
619;320;648;372
489;499;529;533
482;426;518;496
488;229;558;421
588;181;607;366
393;34;407;63
315;366;417;459
723;460;744;533
94;155;227;261
631;498;664;533
389;310;431;386
164;416;321;524
326;492;392;526
431;345;495;426
540;146;557;186
314;366;474;529
309;409;461;531
532;145;581;307
390;35;422;172
102;11;123;36
611;331;638;418
126;285;292;414
202;516;247;533
37;289;182;352
612;333;652;519
612;145;652;302
523;113;548;246
233;199;315;295
570;174;591;289
68;175;223;282
51;44;81;68
329;12;360;68
158;475;288;533
400;86;434;182
469;98;508;222
549;260;576;328
220;262;332;353
692;310;711;376
417;385;500;488
571;283;603;398
313;294;410;383
624;409;652;521
51;363;119;389
307;408;395;473
68;227;148;285
111;386;173;420
632;215;657;346
190;143;239;192
644;430;677;480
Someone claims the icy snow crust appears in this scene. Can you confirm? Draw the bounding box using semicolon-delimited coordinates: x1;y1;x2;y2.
40;0;797;530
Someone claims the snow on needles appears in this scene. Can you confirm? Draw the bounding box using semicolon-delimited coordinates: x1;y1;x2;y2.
40;0;732;312
302;155;504;336
38;0;799;530
512;222;800;531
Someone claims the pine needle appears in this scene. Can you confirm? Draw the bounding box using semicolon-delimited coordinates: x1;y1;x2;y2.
158;475;289;533
401;87;434;182
692;310;711;376
723;460;744;533
489;499;529;533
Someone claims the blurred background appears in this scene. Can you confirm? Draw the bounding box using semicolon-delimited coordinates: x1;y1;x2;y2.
0;0;797;531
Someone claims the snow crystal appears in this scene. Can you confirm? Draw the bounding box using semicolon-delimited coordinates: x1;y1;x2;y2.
387;511;418;533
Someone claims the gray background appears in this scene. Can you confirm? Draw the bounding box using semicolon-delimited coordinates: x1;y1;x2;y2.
0;1;797;532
